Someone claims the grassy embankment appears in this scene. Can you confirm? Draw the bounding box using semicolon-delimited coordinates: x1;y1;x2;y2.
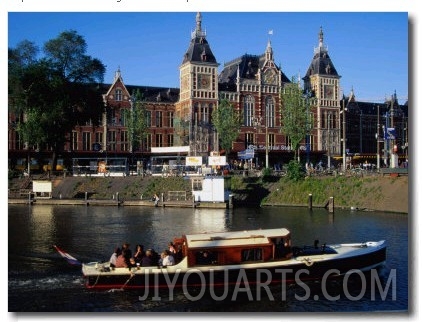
49;174;408;213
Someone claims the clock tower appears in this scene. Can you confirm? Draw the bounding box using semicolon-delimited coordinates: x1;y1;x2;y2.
176;12;219;156
303;27;341;158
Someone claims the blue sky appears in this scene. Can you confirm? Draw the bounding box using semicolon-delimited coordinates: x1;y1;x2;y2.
8;12;408;104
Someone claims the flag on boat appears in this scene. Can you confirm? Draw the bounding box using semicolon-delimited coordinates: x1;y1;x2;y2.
53;245;81;266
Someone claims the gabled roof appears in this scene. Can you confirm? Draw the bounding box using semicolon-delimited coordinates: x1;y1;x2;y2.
218;54;291;91
304;27;339;80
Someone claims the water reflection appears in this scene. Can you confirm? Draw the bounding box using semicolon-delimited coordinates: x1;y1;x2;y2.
8;204;408;312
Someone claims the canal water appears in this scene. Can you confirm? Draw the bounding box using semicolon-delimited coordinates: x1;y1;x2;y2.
8;204;408;313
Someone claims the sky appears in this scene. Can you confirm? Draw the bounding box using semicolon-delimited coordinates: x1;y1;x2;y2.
7;11;409;104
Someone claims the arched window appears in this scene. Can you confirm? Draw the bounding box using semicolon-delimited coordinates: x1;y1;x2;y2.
244;95;254;126
265;96;275;128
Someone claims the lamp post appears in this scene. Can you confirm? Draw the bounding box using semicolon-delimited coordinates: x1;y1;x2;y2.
341;99;347;172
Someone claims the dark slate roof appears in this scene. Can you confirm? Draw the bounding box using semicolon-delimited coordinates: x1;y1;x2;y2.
304;50;339;79
218;54;291;91
182;35;217;65
101;83;180;103
341;96;408;118
303;28;339;80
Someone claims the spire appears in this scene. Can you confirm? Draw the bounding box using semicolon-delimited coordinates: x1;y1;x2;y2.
114;67;122;82
314;26;328;55
196;12;202;34
265;39;273;61
319;26;324;47
192;12;206;39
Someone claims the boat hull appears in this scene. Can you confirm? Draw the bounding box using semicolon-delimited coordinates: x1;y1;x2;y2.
82;241;386;290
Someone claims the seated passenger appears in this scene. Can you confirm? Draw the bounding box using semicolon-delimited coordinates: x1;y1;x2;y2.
198;251;212;265
115;252;127;268
134;244;144;264
140;249;153;267
161;250;175;266
109;247;120;268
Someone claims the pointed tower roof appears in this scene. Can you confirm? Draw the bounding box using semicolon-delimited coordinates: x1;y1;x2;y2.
182;12;217;64
303;27;339;79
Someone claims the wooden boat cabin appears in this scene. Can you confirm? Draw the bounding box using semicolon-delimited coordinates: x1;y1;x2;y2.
173;228;292;267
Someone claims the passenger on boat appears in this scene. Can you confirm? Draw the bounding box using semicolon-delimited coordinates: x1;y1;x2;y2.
115;252;128;268
134;244;144;264
122;242;132;267
197;250;213;265
168;242;176;256
161;250;175;266
109;247;121;268
140;249;153;267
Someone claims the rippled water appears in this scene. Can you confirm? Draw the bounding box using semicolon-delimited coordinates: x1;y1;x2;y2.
8;205;408;312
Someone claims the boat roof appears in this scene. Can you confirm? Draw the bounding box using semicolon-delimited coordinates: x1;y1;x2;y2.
185;228;290;249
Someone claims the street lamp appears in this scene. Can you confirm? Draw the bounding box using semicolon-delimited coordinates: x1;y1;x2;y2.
340;98;348;172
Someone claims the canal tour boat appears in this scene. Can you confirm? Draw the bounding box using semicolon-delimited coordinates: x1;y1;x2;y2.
74;228;386;290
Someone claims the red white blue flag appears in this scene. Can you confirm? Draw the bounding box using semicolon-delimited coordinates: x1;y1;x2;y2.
53;245;81;266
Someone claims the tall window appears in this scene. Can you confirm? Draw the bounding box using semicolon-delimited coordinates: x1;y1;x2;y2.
244;95;254;126
268;133;275;148
168;111;174;127
155;134;163;147
115;88;122;101
82;132;91;151
265;96;275;128
245;133;254;149
121;130;129;151
108;131;116;151
156;111;162;127
71;131;78;151
95;132;103;147
168;134;174;147
146;111;152;127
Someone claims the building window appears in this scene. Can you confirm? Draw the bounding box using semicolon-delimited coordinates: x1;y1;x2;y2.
108;131;116;151
268;133;275;148
168;134;174;147
95;132;103;147
168;112;174;127
72;131;78;151
115;88;122;101
156;111;162;128
146;111;152;127
265;96;275;128
244;95;254;126
82;132;91;151
245;133;254;149
201;104;209;124
155;134;163;147
121;130;129;151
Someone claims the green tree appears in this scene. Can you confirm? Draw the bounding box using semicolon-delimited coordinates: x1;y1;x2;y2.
9;30;106;172
211;99;242;154
126;89;149;154
280;77;313;161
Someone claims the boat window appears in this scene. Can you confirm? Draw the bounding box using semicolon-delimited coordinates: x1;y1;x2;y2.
195;250;216;265
241;248;262;262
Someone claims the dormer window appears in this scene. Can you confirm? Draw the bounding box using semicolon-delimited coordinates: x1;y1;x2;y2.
115;88;122;101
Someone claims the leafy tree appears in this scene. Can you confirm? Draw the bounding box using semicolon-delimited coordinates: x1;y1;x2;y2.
126;89;149;154
211;99;242;155
9;30;106;172
280;77;313;161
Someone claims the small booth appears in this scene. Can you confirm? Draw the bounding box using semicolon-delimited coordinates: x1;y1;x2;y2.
32;180;52;199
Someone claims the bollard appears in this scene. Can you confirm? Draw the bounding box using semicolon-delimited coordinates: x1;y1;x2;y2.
328;196;334;213
308;193;313;210
116;192;119;203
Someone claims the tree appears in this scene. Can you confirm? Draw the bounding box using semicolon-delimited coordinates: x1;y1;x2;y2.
211;99;242;154
126;89;149;154
9;30;106;172
280;77;313;162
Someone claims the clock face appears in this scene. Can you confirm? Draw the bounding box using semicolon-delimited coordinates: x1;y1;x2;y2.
324;85;334;99
263;69;277;85
198;74;210;89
